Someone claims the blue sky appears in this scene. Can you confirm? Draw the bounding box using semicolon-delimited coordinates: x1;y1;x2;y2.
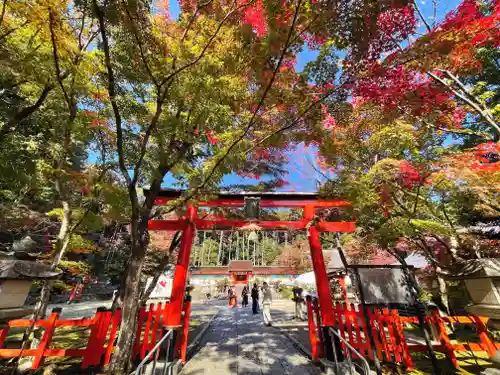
92;0;465;192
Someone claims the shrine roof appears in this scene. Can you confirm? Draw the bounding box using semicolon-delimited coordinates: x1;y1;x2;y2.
228;260;253;271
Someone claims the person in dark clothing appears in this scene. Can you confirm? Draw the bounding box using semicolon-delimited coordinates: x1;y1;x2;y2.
241;285;249;307
251;283;259;314
292;284;304;320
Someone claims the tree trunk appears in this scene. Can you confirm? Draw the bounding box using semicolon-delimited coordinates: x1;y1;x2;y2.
227;231;231;263
206;239;211;265
200;231;206;266
435;267;450;314
108;242;146;374
217;231;223;265
236;231;239;261
253;241;256;265
16;202;72;372
260;232;266;267
35;201;71;315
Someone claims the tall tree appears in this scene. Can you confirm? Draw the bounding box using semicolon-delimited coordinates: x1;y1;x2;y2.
313;0;500;314
89;0;411;370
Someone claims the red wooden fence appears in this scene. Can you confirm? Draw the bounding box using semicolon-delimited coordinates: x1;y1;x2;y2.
308;301;500;369
0;300;188;370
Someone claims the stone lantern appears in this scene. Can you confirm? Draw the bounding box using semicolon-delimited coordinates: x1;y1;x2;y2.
443;259;500;321
0;260;61;321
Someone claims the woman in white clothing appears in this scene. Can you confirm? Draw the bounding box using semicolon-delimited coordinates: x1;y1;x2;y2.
261;282;273;326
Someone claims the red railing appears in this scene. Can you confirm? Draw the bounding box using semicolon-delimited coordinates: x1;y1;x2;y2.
307;300;499;369
0;308;121;369
0;299;192;370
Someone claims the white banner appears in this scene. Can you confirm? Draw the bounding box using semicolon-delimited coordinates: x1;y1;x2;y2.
145;275;173;299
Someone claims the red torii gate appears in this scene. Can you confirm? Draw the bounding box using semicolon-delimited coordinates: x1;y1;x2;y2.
147;189;355;358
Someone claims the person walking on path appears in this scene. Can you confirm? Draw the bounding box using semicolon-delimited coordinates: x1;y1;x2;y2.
261;282;273;326
292;283;304;320
228;286;235;308
251;283;259;314
202;284;211;305
241;285;249;308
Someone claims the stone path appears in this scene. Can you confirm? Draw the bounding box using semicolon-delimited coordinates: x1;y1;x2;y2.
181;305;321;375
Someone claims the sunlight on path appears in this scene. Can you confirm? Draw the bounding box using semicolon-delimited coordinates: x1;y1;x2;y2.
181;304;320;375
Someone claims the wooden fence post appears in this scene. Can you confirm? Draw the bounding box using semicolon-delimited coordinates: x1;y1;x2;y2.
334;303;346;354
104;308;121;365
162;302;169;328
82;307;108;368
351;304;364;358
432;310;457;368
0;327;8;349
141;303;155;360
180;297;192;363
382;308;398;362
367;308;383;361
313;297;324;357
150;302;163;352
392;309;413;369
374;308;391;361
356;305;373;360
32;308;61;369
344;303;353;348
96;310;113;366
133;305;147;359
472;315;497;357
306;296;319;361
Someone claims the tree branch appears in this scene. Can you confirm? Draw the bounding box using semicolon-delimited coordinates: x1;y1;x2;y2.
140;231;182;305
166;0;304;208
0;18;31;42
431;124;492;140
141;141;192;217
121;1;159;87
412;237;448;269
439;69;485;107
0;84;54;141
49;9;71;112
77;5;86;50
93;0;132;186
180;0;214;42
130;0;251;186
158;0;254;88
245;85;344;153
410;185;420;223
131;87;169;186
412;0;432;33
0;0;7;31
428;71;500;140
441;202;464;249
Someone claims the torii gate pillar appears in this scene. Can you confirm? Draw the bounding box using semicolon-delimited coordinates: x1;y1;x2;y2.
167;205;197;327
305;205;336;360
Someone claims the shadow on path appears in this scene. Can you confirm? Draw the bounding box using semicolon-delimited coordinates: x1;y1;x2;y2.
182;305;320;375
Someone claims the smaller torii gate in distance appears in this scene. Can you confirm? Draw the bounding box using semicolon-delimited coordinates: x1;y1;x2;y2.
147;189;356;359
